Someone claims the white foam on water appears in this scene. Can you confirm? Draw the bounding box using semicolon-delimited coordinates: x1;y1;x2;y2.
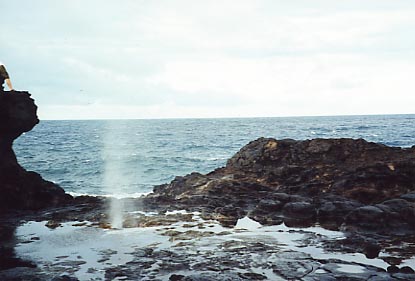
68;191;150;199
235;216;262;230
336;264;366;274
165;210;198;215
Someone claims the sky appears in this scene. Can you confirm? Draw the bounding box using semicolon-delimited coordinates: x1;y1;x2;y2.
1;0;415;120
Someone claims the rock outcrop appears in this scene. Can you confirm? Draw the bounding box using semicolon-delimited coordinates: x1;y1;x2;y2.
144;138;415;233
0;91;72;214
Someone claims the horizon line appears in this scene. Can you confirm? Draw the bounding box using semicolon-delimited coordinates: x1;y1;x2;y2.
39;112;415;122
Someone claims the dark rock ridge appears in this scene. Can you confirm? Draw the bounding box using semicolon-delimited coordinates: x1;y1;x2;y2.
0;91;72;214
145;137;415;233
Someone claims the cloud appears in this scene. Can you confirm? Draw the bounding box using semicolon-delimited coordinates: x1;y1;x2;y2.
1;0;415;119
148;53;415;107
63;58;132;83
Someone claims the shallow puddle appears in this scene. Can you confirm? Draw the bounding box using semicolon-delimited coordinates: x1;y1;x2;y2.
14;213;415;280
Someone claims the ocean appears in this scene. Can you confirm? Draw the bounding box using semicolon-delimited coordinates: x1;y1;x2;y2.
13;115;415;197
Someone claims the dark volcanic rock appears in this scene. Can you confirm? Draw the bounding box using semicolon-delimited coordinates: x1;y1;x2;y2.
226;138;415;201
0;91;38;137
282;201;316;220
0;91;72;214
316;195;364;229
144;137;415;233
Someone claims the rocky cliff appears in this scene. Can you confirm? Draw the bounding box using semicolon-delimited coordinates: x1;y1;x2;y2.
0;91;72;214
145;137;415;233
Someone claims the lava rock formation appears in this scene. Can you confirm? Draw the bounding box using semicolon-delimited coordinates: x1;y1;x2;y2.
0;91;72;214
145;137;415;233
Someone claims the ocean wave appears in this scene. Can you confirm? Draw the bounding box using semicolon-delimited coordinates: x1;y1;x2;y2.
68;191;151;199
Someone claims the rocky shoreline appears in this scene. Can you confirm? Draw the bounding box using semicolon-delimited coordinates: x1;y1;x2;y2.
144;137;415;235
0;93;414;280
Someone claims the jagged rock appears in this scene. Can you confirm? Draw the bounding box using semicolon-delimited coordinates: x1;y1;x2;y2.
144;137;415;234
282;201;316;221
214;205;246;227
345;206;386;227
226;138;415;201
317;195;363;226
0;91;72;214
401;266;415;274
345;199;415;233
0;91;38;137
363;242;382;259
388;265;400;274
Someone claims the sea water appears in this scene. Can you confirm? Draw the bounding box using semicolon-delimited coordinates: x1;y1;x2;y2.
10;115;415;279
14;115;415;197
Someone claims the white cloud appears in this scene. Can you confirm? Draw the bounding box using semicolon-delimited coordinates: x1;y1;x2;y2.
2;0;415;119
121;3;415;53
148;53;415;110
63;58;132;83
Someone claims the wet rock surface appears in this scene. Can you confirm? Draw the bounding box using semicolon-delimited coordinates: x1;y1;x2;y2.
127;137;415;279
2;209;412;280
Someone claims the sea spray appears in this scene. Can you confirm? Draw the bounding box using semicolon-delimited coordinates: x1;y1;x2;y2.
108;197;124;229
102;120;133;229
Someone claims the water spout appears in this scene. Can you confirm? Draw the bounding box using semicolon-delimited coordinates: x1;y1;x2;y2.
102;120;129;229
108;198;124;229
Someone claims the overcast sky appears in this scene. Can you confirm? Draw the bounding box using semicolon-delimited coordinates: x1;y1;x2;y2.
1;0;415;120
